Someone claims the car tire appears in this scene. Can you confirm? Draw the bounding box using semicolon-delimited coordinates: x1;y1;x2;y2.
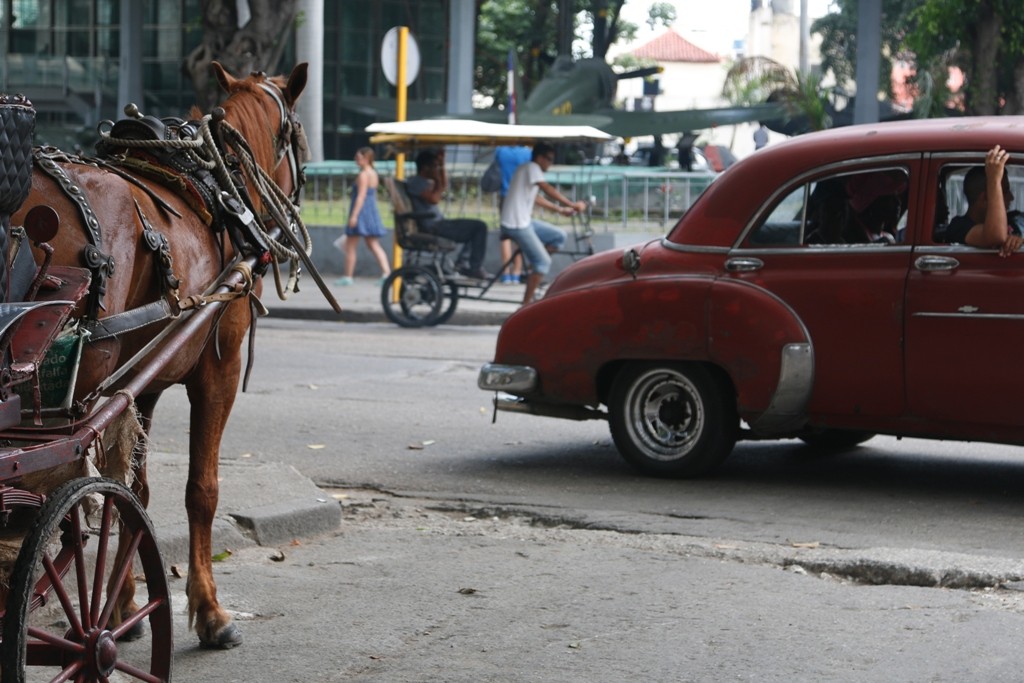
798;429;875;450
609;362;738;478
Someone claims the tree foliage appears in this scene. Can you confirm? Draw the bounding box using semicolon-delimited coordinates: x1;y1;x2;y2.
646;2;677;31
725;57;832;133
811;0;919;100
814;0;1024;116
905;0;1024;115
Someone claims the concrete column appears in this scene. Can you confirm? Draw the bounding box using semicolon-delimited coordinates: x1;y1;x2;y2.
446;0;475;164
853;0;881;124
799;0;809;74
446;0;474;116
117;1;143;114
295;0;324;162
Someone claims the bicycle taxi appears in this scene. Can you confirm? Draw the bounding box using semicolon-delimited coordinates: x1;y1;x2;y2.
366;119;612;327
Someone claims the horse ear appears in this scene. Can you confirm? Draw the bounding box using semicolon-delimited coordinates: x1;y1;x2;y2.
211;61;235;93
285;62;308;105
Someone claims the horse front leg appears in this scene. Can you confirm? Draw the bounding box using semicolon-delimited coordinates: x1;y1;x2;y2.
184;342;244;649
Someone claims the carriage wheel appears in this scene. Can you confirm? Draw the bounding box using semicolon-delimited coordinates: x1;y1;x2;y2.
433;280;460;326
1;477;172;683
381;266;445;327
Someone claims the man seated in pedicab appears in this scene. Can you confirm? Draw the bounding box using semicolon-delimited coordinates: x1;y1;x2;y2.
943;145;1024;257
406;148;491;280
499;142;587;305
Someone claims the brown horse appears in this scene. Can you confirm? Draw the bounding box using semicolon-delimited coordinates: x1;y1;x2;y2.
12;61;309;649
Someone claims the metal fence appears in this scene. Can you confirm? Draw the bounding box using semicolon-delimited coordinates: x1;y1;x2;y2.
301;161;718;233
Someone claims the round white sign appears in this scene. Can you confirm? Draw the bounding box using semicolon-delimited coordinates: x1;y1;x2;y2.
381;27;421;87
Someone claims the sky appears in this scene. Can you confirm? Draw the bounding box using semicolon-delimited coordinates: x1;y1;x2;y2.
616;0;835;55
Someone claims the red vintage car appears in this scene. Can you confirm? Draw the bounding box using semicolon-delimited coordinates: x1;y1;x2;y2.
479;117;1024;477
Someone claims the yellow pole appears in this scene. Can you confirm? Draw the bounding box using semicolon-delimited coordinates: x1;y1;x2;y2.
392;26;409;273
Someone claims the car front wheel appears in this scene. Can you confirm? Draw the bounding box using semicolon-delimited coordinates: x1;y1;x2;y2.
609;362;738;478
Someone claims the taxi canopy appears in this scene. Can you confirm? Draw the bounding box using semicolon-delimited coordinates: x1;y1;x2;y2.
366;118;613;148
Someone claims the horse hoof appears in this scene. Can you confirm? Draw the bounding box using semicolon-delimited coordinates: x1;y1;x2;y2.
117;618;146;642
200;622;243;650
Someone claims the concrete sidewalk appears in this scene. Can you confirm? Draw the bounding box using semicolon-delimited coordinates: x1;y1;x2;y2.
262;272;522;326
145;451;342;566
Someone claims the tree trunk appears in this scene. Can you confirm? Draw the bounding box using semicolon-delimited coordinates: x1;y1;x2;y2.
1009;57;1024;115
183;0;299;111
967;2;1001;115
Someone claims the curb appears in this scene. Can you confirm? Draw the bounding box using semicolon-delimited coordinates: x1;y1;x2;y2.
266;307;512;326
147;455;343;566
232;499;342;546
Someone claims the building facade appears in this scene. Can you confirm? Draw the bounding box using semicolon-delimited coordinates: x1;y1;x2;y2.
0;0;452;157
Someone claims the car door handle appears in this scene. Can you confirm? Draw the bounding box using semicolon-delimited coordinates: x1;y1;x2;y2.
725;257;764;272
914;255;959;272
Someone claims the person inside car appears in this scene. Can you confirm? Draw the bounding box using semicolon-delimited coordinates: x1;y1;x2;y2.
944;145;1022;257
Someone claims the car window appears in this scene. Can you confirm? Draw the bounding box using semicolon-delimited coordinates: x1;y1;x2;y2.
935;163;1024;243
746;167;910;247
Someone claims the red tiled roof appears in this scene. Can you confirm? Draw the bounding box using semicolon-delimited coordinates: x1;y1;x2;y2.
629;29;720;63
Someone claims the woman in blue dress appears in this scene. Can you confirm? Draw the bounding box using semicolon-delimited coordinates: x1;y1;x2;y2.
335;147;392;285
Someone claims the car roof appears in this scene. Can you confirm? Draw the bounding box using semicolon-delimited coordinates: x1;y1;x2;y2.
671;116;1024;247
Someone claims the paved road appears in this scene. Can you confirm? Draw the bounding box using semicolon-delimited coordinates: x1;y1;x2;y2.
164;488;1024;683
135;318;1024;680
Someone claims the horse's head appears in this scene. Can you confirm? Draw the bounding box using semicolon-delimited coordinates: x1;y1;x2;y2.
211;61;310;203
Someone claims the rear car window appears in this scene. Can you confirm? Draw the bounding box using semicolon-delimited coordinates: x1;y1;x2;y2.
746;167;910;247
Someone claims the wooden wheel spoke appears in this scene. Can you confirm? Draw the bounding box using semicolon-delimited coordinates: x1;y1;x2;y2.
26;625;85;654
89;495;115;626
41;554;84;640
110;595;165;641
114;659;164;683
98;528;143;631
69;502;92;632
49;661;83;683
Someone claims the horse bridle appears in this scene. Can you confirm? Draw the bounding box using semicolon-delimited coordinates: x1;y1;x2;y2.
257;78;308;205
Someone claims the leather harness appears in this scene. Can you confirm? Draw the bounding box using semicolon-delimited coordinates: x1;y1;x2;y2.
33;83;306;346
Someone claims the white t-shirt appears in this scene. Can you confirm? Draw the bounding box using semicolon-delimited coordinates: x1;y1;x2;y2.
500;160;544;229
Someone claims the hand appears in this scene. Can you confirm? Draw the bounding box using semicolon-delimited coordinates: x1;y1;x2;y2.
999;233;1022;257
559;206;574;216
348;217;357;229
986;145;1009;178
572;200;588;213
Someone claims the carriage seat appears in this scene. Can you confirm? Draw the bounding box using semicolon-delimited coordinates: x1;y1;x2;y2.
383;177;457;253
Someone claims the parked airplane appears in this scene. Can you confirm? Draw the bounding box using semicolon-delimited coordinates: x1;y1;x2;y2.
343;55;785;139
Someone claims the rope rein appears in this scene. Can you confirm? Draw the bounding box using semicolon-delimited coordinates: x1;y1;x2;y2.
97;112;310;301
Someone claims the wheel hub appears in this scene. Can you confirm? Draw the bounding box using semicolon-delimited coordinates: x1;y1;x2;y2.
647;386;694;445
88;629;118;677
656;394;689;430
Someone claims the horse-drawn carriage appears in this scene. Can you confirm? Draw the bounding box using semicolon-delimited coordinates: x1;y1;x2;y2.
0;61;323;682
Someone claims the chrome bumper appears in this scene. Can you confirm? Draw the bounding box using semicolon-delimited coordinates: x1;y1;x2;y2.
479;363;606;421
477;363;538;393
